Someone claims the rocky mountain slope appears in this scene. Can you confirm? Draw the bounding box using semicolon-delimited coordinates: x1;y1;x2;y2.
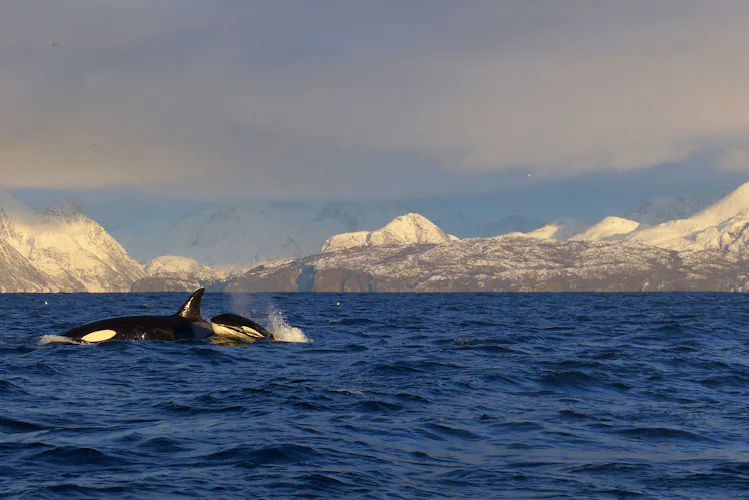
105;199;549;268
131;255;228;292
111;201;410;269
123;181;749;293
0;194;146;292
0;238;60;292
228;234;749;293
0;182;746;293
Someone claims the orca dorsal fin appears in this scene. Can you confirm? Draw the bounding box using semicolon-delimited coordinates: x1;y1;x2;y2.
176;288;205;320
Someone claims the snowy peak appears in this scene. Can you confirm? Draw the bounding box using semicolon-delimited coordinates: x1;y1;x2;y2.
570;217;640;242
40;201;86;222
689;180;749;226
508;219;591;240
321;213;457;253
369;213;456;246
628;179;749;252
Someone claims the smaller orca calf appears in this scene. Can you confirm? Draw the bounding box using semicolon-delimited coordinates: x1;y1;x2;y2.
209;313;273;345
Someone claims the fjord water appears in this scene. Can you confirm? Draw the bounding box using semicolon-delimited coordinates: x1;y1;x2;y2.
2;293;749;498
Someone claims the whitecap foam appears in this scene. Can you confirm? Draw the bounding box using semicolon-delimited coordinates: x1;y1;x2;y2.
39;335;80;345
267;305;312;343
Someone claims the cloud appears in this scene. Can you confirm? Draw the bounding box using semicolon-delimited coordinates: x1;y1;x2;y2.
1;1;748;198
719;146;749;172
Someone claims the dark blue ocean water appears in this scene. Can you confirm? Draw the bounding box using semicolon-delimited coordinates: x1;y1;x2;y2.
2;293;749;499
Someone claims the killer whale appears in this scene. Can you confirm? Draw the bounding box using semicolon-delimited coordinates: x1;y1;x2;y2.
61;288;274;344
209;313;273;345
62;288;214;343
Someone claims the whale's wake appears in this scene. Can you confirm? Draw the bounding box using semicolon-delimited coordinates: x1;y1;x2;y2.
266;305;312;343
39;335;79;345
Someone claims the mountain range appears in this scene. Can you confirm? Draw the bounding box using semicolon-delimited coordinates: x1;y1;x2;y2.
97;191;718;269
227;180;749;292
0;181;743;292
105;200;549;269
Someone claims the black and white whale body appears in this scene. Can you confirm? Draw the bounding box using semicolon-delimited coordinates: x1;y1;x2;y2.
61;288;274;345
209;313;273;345
62;288;215;343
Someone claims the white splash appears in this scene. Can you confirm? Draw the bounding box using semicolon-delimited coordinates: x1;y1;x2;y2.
39;335;79;345
266;305;312;343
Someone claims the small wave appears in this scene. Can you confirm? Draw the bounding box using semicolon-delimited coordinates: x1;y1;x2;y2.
495;420;544;432
355;400;404;414
0;415;46;434
39;335;79;345
425;423;482;440
0;345;37;355
395;392;430;404
328;388;364;396
267;305;312;343
457;319;501;328
566;462;654;475
33;446;132;467
327;317;379;326
0;379;29;395
654;321;686;333
139;437;190;454
300;473;351;489
539;370;604;390
614;426;716;442
558;409;593;421
211;443;321;466
367;362;425;375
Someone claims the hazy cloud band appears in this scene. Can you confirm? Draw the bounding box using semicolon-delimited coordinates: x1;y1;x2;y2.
1;1;748;197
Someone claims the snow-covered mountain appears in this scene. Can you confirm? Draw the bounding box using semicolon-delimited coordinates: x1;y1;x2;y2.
144;255;227;281
111;201;408;269
426;212;545;238
110;200;535;269
0;193;146;292
2;179;749;293
570;217;641;242
508;219;591;240
624;194;720;225
628;180;749;252
0;238;59;292
129;255;228;293
321;213;457;253
229;234;749;293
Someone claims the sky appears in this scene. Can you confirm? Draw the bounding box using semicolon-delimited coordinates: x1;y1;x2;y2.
2;1;749;218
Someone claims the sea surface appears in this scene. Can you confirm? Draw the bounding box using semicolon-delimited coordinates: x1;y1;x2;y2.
2;292;749;499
